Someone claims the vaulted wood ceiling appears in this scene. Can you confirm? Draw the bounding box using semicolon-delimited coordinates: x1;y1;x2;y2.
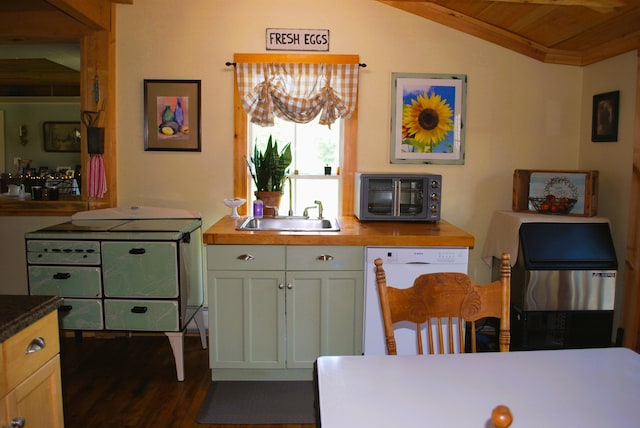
0;0;638;95
377;0;640;65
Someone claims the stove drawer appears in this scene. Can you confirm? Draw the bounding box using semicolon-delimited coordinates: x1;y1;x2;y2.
26;240;101;265
104;299;179;331
58;298;104;330
28;266;102;297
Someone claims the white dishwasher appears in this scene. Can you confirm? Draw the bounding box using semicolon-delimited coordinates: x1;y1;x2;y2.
363;246;469;355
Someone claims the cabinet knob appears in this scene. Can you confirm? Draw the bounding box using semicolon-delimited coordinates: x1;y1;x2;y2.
237;254;256;261
25;337;46;354
287;283;293;289
278;283;285;289
316;254;334;261
10;417;25;428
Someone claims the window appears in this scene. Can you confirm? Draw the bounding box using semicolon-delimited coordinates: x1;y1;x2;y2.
233;53;360;217
248;115;342;217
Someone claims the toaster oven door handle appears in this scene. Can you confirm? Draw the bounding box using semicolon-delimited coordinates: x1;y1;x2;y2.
393;180;401;216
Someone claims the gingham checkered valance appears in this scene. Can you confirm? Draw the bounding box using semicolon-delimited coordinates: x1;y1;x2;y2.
235;62;359;127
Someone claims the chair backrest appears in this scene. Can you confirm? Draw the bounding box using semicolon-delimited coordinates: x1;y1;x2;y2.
374;252;511;354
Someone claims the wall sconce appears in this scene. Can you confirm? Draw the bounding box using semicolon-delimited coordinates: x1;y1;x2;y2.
19;125;28;146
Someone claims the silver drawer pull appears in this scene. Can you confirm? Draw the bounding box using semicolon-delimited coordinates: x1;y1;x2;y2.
25;337;46;354
10;416;25;428
237;254;256;261
316;254;334;261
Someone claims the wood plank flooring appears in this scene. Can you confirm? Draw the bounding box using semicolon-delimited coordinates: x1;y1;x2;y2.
60;333;316;428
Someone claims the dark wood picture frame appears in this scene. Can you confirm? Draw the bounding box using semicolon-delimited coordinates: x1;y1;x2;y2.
591;90;619;142
43;122;81;152
144;79;201;151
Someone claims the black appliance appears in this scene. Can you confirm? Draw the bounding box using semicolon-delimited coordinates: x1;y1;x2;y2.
493;222;618;350
354;173;442;222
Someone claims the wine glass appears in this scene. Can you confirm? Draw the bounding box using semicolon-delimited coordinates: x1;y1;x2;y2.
224;198;246;218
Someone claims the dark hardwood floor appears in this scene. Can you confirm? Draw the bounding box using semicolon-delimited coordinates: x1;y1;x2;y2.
60;333;315;428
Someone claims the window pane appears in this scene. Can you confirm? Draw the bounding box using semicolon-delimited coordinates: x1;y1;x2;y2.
248;115;342;216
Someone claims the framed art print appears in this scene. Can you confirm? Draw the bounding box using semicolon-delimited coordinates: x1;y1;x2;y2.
144;79;201;151
591;90;619;142
390;73;466;164
43;122;81;152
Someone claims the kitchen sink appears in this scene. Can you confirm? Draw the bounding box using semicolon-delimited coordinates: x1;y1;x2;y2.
236;216;341;232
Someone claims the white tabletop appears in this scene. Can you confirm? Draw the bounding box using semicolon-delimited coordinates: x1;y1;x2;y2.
316;347;640;428
481;210;610;266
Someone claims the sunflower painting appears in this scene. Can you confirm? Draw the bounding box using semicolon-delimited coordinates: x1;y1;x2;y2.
391;73;466;164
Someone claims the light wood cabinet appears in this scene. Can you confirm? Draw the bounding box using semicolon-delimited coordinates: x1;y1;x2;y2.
207;245;363;380
0;311;64;428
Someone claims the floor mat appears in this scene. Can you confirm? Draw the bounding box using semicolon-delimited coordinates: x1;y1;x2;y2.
196;380;316;424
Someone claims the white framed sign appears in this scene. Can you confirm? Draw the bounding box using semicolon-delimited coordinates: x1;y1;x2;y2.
266;28;329;51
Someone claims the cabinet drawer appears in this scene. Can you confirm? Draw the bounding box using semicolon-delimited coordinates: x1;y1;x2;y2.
208;245;285;270
286;246;364;270
28;266;102;297
3;311;59;391
104;300;179;331
58;299;104;330
102;241;179;298
27;239;101;265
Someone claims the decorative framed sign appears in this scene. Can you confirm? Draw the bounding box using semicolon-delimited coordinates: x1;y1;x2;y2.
390;73;466;164
43;122;81;152
591;90;619;142
144;79;201;151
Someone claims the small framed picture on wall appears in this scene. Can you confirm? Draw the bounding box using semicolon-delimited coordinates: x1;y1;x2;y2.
591;90;619;142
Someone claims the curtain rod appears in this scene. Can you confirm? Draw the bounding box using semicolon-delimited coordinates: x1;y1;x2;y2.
225;61;367;68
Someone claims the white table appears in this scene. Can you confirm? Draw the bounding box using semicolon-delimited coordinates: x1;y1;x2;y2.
316;348;640;427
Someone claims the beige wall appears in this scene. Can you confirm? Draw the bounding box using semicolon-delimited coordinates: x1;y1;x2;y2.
115;0;589;280
580;51;637;329
1;1;636;336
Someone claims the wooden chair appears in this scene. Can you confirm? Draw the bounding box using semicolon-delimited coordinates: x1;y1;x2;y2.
374;252;511;354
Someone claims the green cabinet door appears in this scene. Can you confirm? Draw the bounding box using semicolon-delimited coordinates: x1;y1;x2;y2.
208;270;286;369
285;270;363;369
102;241;179;298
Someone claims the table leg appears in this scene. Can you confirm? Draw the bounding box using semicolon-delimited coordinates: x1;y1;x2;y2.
165;332;184;381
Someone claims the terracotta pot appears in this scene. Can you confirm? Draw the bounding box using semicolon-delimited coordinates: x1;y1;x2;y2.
255;191;283;216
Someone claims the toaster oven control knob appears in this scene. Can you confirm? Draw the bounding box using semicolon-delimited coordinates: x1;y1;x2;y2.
431;180;440;189
430;204;439;213
431;193;439;201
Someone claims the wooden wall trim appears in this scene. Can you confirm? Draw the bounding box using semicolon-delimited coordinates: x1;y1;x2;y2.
622;48;640;351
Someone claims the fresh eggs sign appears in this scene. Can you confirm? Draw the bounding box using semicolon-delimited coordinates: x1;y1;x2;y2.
266;28;329;51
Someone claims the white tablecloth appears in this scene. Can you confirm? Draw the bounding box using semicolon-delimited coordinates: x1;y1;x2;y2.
317;347;640;428
481;210;610;266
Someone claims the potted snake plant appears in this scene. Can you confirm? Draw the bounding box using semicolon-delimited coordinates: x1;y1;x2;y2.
247;135;292;215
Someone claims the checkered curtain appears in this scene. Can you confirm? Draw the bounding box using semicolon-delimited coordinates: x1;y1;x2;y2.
236;62;359;126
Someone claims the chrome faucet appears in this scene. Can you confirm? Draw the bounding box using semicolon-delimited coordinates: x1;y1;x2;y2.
287;176;294;217
303;200;323;219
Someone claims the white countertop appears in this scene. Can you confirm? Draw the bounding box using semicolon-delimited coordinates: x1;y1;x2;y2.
316;347;640;428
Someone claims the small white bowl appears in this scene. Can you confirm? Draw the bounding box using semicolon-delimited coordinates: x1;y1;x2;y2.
224;198;246;218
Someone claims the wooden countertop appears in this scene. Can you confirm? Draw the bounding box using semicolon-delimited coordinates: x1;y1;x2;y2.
0;295;63;343
203;216;475;247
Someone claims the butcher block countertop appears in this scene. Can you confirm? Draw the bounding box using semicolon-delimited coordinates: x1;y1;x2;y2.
203;216;475;247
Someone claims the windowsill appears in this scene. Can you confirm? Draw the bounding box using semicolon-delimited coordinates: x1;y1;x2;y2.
0;197;88;216
290;174;340;179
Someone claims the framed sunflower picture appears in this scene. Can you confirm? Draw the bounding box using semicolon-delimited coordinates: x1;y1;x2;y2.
390;73;467;164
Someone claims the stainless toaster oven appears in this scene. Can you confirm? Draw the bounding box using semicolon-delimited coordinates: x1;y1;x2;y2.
354;173;442;222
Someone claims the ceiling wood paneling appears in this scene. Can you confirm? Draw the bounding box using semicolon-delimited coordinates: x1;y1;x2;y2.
376;0;640;65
